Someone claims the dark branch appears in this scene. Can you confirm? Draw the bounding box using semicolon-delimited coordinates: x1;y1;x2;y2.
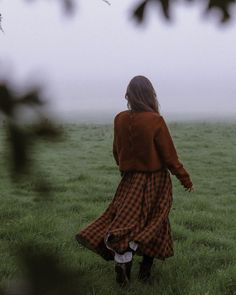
0;13;4;33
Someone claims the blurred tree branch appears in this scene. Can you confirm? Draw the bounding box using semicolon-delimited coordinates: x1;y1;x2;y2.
133;0;236;23
0;0;235;31
0;13;4;32
0;82;88;294
0;83;62;195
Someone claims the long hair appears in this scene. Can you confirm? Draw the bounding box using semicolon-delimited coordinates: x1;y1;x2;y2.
125;76;159;113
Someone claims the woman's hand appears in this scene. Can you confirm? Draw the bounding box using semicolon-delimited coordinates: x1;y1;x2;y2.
185;186;194;192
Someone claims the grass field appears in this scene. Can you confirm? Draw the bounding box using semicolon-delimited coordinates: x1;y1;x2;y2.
0;121;236;295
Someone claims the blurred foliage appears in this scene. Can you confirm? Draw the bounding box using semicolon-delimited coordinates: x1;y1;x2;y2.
0;0;235;32
0;244;87;295
0;13;3;32
0;83;87;294
133;0;236;23
16;244;86;295
0;83;62;193
5;0;236;24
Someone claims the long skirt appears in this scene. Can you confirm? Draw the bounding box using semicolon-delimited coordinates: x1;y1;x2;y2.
75;169;174;261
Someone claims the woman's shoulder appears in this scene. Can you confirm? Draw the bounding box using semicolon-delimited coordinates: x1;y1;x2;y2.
114;110;165;125
114;110;130;122
114;110;162;118
135;111;164;123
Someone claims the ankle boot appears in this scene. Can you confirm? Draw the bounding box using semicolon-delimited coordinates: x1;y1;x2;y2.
138;255;154;282
115;260;132;287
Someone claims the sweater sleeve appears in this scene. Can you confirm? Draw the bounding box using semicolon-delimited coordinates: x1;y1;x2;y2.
113;118;119;166
154;116;193;189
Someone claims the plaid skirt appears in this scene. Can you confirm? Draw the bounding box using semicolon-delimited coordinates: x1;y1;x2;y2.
76;169;174;261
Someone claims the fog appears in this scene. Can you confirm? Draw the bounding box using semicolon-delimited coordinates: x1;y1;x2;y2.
0;0;236;121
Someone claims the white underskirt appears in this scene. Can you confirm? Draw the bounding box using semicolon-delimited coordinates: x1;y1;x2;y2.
105;234;138;263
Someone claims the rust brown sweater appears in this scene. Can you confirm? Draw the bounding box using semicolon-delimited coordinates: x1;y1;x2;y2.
113;110;193;189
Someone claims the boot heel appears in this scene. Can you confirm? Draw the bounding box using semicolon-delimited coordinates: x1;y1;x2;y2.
138;256;153;283
115;261;132;287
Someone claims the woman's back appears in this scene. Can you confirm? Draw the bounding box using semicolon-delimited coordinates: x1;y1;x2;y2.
113;110;163;172
113;110;192;189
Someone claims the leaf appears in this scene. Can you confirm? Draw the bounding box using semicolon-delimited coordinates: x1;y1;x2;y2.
131;0;236;24
159;0;170;19
62;0;75;15
132;0;170;23
18;90;44;106
102;0;111;5
0;13;4;33
133;0;148;23
8;123;31;175
206;0;235;22
0;84;14;116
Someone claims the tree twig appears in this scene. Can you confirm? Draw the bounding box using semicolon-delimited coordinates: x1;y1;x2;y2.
102;0;111;6
0;13;4;33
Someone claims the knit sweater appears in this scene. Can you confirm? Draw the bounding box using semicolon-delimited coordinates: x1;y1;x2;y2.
113;110;193;189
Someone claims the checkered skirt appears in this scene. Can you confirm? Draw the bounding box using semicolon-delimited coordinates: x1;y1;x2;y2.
76;169;174;260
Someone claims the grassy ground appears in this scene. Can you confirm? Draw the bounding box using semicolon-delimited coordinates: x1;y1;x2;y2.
0;121;236;295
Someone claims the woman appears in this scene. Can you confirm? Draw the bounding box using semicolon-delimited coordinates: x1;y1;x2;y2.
76;75;193;286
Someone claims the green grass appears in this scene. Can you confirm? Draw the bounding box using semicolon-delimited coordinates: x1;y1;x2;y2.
0;122;236;295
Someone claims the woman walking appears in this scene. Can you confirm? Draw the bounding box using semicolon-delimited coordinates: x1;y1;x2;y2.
76;75;193;286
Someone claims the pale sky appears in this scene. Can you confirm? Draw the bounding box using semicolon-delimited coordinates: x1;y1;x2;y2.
0;0;236;120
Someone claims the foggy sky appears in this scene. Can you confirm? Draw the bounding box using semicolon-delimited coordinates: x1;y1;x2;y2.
0;0;236;119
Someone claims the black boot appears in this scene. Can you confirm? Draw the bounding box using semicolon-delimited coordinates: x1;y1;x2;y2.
138;255;154;283
115;260;132;287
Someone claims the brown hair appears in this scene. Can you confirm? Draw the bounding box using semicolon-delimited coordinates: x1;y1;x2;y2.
125;75;159;113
